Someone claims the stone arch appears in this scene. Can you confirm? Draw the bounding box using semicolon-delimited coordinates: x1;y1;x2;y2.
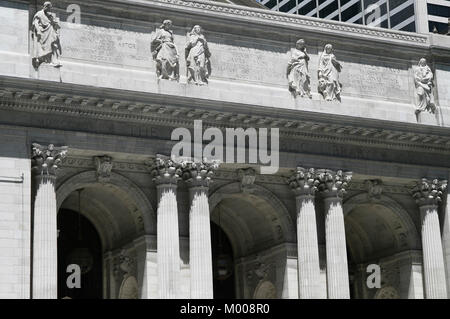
209;182;295;257
343;192;420;263
56;170;156;251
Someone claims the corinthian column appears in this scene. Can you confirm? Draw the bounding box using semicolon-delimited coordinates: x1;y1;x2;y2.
31;143;67;299
182;159;219;299
287;167;321;299
317;169;352;299
150;155;182;299
412;178;448;299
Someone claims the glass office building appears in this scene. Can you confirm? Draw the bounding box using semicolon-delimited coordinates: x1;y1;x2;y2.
255;0;450;33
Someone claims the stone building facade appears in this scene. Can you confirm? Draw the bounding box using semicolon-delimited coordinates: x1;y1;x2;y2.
0;0;450;299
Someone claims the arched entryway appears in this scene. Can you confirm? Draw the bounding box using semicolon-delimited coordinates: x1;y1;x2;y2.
56;170;156;299
344;193;421;299
209;182;296;299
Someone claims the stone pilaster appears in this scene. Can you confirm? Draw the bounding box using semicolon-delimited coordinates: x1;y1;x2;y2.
412;178;448;299
150;155;182;299
182;159;219;299
31;143;67;299
287;167;321;299
317;169;352;299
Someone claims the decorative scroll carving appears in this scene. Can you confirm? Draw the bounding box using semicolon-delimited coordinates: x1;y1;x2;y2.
238;167;256;192
411;178;447;207
31;143;68;176
94;156;113;183
185;25;211;85
414;58;436;115
151;20;179;81
287;39;311;98
148;154;182;185
31;2;62;69
181;159;219;187
287;167;319;196
318;44;342;102
364;179;383;200
317;169;352;198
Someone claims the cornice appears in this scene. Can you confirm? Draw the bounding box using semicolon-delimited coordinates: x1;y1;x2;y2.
2;84;450;157
99;0;429;46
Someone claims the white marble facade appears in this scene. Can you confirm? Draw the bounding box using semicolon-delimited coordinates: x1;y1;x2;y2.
0;0;450;299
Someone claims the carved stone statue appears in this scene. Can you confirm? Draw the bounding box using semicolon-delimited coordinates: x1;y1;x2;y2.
287;39;311;98
31;1;62;69
414;58;435;115
318;44;342;101
185;25;211;85
151;20;179;81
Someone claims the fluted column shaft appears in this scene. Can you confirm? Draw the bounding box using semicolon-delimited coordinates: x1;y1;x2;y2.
151;155;182;299
420;205;447;298
318;169;352;299
413;178;448;299
31;143;67;299
33;175;58;299
324;197;349;299
288;167;321;298
182;160;219;299
189;186;213;298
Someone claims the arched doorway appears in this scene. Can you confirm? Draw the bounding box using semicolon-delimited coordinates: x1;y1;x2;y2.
57;208;102;299
344;193;421;299
56;170;156;299
209;182;296;299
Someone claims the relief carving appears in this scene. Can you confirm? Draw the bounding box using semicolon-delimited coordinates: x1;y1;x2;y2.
287;39;311;98
185;25;211;85
318;44;342;101
31;1;62;69
94;156;113;183
151;20;179;81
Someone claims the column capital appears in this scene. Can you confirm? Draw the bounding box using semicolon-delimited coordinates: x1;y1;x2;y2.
148;154;182;186
317;169;352;199
31;143;68;177
181;158;220;189
411;178;447;207
287;167;319;196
